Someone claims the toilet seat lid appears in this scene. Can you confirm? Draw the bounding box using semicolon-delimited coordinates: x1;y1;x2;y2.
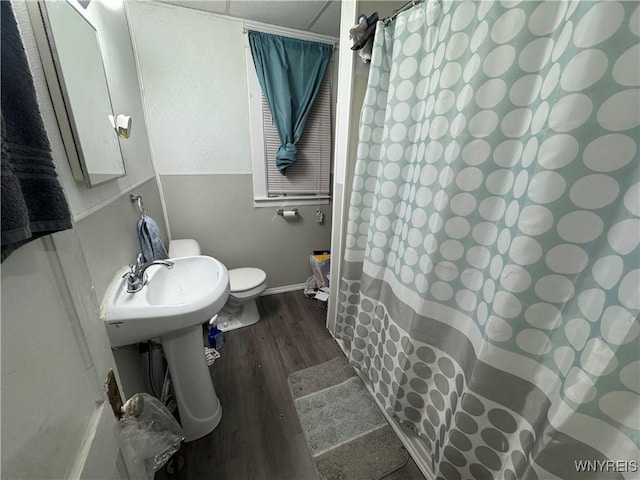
229;267;267;292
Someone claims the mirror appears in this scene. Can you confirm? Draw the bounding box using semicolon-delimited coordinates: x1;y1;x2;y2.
28;1;126;187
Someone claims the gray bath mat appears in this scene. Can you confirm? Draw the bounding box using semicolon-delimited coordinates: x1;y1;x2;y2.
289;356;409;480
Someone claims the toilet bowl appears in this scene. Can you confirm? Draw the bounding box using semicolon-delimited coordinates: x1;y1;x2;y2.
168;239;267;332
216;267;267;331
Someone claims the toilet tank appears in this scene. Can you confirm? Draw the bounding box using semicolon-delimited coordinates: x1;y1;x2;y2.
168;239;201;257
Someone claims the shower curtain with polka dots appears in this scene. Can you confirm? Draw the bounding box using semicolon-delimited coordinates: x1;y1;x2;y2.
335;1;639;479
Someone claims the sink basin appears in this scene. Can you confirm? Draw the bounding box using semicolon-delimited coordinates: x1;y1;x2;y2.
101;255;230;442
102;255;230;347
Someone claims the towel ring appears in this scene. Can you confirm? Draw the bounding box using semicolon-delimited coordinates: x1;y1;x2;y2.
130;194;146;220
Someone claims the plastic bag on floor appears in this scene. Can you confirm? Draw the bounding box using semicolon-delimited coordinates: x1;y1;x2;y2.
116;393;184;479
310;254;330;288
304;275;318;297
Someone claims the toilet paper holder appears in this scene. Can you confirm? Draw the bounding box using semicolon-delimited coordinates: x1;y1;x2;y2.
277;208;298;218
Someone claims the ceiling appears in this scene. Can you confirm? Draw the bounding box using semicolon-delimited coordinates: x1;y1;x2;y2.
157;0;342;37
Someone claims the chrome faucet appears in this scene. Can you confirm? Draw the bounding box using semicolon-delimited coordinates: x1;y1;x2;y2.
123;253;174;293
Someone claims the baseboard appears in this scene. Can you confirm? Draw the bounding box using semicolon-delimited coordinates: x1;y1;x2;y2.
262;283;306;296
334;337;436;480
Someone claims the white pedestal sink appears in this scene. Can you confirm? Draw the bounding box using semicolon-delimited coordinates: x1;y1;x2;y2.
101;256;230;442
161;325;222;441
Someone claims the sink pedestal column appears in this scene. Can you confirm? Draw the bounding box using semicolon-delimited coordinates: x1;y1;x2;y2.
161;324;222;442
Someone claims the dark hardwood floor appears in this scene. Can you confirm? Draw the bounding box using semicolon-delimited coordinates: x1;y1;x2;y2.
157;292;425;480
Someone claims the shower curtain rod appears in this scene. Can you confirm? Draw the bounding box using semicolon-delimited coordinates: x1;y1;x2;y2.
383;0;426;25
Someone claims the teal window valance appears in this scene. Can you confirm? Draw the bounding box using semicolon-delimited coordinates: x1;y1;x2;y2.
248;30;333;175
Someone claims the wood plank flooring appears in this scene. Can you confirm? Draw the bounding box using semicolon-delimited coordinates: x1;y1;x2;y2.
157;292;425;480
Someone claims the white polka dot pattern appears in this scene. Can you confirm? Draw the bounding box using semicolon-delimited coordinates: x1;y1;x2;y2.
337;0;640;476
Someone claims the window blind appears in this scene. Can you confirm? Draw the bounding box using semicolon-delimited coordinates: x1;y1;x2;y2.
262;74;332;196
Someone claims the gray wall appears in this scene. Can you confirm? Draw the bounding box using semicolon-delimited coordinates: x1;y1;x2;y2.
129;2;333;289
74;178;167;397
162;174;332;288
76;178;168;300
5;0;167;418
2;237;101;478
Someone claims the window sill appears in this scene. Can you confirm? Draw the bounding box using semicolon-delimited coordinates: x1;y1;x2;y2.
253;196;331;208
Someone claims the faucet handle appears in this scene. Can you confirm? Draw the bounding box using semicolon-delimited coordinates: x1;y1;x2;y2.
136;253;144;268
122;264;136;278
123;263;144;293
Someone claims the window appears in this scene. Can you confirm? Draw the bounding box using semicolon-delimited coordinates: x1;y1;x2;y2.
246;29;334;206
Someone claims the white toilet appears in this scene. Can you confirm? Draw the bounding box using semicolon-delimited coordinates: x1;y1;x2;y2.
168;239;267;332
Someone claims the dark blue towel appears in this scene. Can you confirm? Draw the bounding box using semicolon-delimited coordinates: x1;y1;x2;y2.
137;216;169;262
1;1;72;262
